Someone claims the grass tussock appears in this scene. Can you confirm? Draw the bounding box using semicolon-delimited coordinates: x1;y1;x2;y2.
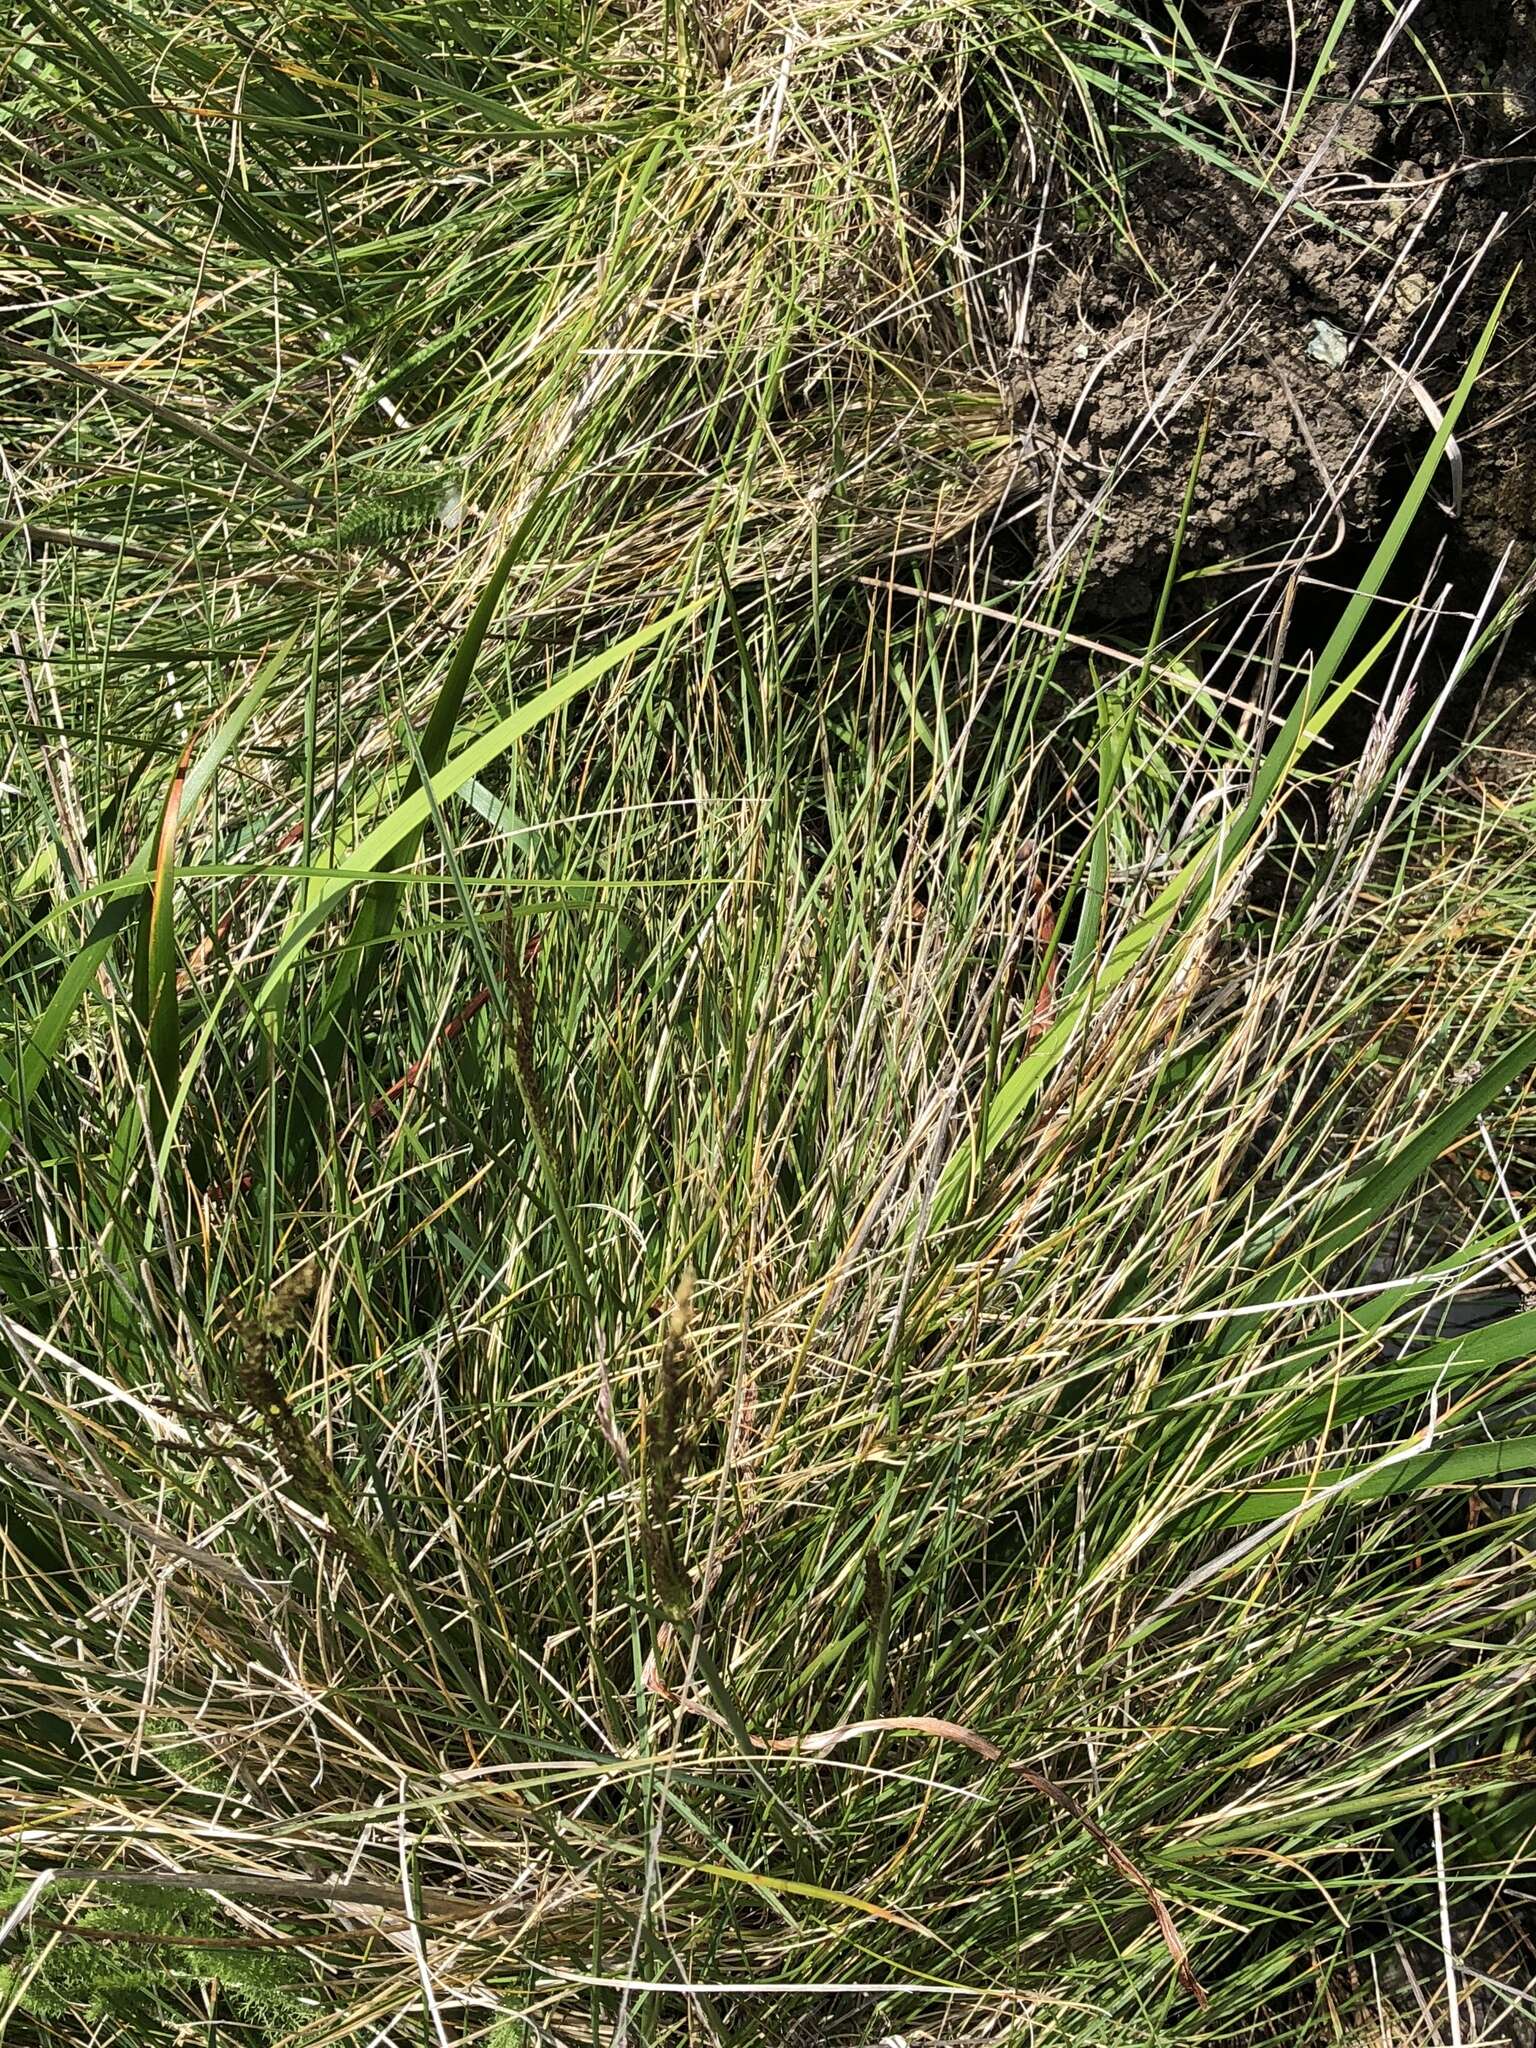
2;0;1536;2042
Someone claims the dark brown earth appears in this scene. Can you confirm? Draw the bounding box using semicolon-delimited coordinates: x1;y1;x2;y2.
1000;0;1536;622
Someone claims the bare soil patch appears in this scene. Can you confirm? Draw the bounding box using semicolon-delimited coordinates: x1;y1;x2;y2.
1003;0;1536;621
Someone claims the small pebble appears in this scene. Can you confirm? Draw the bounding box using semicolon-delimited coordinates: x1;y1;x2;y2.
1395;271;1431;310
1304;318;1348;369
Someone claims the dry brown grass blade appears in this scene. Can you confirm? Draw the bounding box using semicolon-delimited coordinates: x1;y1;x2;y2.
768;1713;1002;1760
1009;1766;1210;2010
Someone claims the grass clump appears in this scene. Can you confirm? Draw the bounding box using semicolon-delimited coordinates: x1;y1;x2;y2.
2;0;1536;2043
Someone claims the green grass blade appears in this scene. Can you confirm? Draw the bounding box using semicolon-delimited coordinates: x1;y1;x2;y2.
0;641;288;1170
1225;1436;1536;1525
257;600;697;1021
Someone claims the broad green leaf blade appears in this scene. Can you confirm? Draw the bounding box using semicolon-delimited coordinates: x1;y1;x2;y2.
302;538;523;1053
1225;1434;1536;1526
1212;1027;1536;1355
1250;1298;1536;1451
256;601;694;1019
